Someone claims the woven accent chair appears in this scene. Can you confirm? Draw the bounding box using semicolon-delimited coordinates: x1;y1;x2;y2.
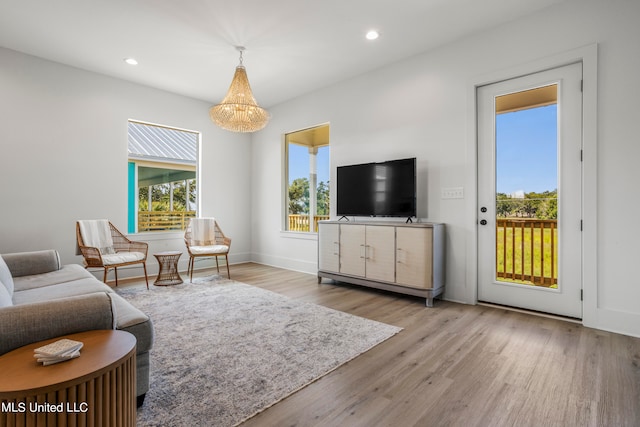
184;218;231;282
76;220;149;288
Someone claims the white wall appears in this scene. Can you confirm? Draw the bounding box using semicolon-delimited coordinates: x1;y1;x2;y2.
250;0;640;337
1;0;638;337
0;48;252;277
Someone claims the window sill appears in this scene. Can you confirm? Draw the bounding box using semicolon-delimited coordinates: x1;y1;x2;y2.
127;231;184;241
279;231;318;241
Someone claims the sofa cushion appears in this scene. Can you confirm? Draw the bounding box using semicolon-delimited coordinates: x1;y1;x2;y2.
108;293;153;353
108;292;148;328
0;256;14;296
0;280;12;307
12;277;113;305
1;250;60;278
0;293;114;355
13;264;96;292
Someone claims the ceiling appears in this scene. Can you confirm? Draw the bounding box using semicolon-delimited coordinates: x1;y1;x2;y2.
496;85;558;115
0;0;568;108
286;124;330;148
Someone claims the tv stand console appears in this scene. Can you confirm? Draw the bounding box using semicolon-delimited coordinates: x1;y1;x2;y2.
317;221;445;307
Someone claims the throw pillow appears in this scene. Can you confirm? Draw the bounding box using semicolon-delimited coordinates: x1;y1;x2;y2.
0;255;14;296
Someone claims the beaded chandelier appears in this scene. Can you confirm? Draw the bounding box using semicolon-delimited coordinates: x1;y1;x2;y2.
209;47;270;133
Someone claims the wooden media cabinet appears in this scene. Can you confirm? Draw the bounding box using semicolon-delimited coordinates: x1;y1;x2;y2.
317;221;445;307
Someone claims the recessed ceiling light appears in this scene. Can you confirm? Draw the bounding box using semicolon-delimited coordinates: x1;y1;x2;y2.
124;58;138;66
365;30;379;40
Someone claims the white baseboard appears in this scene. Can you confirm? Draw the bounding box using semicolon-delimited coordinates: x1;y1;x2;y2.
84;251;252;283
250;252;317;275
584;308;640;339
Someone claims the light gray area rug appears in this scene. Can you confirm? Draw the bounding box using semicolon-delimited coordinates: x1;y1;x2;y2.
117;276;402;426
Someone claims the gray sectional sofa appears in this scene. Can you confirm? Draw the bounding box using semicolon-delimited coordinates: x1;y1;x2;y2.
0;249;154;406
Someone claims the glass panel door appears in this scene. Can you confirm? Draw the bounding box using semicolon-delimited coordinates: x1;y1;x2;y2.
477;63;583;319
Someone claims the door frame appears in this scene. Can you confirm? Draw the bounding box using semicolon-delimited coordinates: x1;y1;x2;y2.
465;44;598;325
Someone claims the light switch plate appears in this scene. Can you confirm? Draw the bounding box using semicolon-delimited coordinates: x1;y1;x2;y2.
441;187;464;199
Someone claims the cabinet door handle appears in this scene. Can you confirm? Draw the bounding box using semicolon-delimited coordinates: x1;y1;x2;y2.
397;248;406;264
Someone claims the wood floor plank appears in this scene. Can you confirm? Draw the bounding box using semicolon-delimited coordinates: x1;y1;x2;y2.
125;262;640;426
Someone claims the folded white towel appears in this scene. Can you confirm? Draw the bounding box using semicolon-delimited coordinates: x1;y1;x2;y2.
190;218;216;246
78;220;115;254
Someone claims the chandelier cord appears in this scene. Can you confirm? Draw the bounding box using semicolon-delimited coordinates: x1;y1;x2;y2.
238;47;244;66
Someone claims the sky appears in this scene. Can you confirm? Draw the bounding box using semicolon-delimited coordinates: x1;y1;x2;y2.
286;104;557;195
288;144;330;185
496;104;557;195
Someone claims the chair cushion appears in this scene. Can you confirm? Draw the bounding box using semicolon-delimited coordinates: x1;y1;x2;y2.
0;280;12;307
0;256;14;296
102;252;146;265
189;245;229;255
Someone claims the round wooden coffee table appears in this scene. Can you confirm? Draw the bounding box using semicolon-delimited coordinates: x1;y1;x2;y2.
154;250;184;286
0;330;136;427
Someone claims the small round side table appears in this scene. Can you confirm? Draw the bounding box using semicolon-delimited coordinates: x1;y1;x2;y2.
154;251;183;286
0;330;136;427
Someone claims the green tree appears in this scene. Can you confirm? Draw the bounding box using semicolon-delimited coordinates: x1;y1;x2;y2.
535;189;557;219
138;179;196;212
316;181;330;215
288;177;309;214
496;193;512;218
170;179;196;211
495;189;557;219
522;192;541;218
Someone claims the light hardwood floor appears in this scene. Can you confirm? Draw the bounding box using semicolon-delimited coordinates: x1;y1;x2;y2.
129;262;640;427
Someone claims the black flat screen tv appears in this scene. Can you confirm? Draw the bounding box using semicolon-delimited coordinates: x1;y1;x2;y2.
337;157;416;218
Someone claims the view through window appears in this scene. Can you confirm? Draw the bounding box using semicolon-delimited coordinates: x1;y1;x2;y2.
285;124;330;232
127;121;198;233
495;85;558;287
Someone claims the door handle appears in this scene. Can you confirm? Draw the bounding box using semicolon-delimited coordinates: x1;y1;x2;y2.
480;219;488;225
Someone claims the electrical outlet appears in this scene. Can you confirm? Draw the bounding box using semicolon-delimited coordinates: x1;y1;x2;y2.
441;187;464;199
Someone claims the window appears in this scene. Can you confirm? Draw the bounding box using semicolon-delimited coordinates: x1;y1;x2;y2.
127;121;198;233
284;124;330;232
